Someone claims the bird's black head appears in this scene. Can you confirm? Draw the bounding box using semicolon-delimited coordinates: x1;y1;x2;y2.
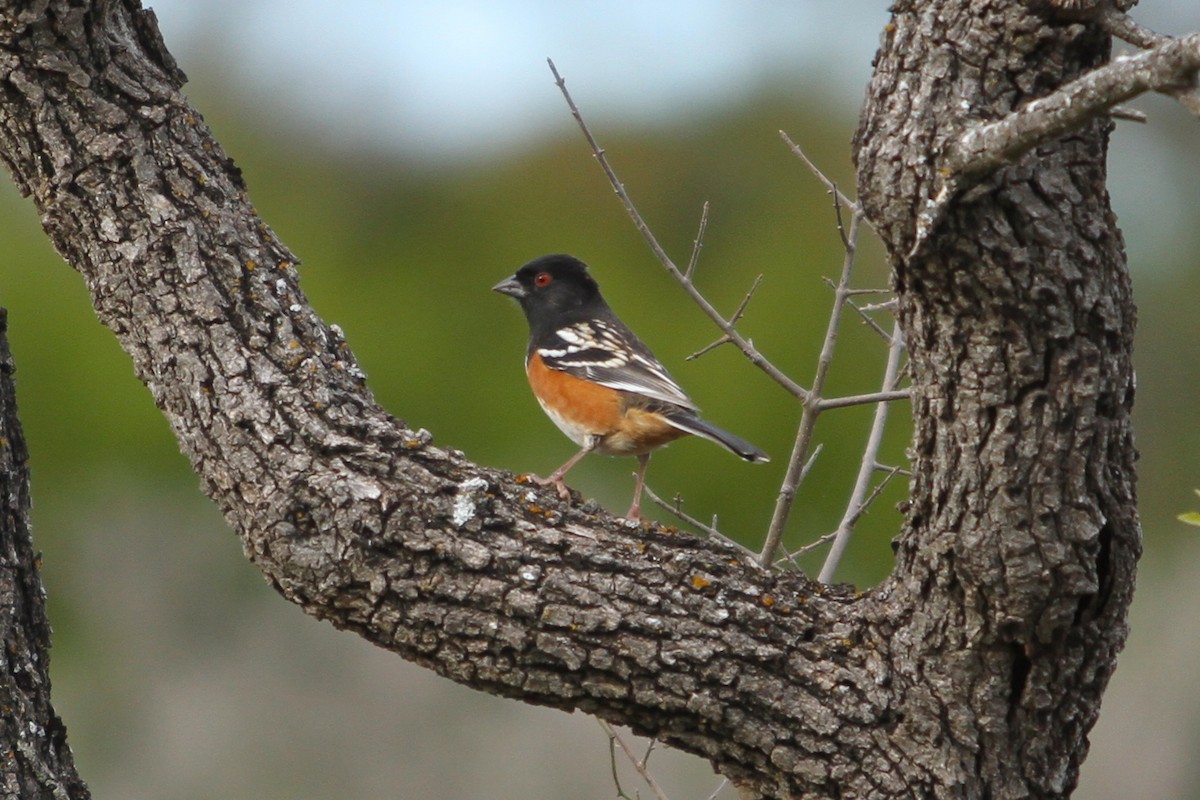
493;254;608;332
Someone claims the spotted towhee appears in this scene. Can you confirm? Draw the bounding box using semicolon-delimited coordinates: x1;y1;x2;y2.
494;254;769;520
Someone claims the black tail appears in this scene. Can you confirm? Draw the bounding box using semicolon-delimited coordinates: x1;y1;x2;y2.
662;410;770;463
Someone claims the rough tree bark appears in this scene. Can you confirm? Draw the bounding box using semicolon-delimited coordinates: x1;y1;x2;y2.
0;309;90;799
0;0;1163;797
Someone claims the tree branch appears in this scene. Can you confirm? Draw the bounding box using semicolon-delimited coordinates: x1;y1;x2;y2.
0;309;89;799
912;30;1200;256
949;32;1200;180
817;320;905;583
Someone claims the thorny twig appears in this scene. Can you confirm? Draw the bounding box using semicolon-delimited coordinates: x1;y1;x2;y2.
643;485;759;559
819;320;906;582
687;275;764;361
758;205;864;566
685;201;710;282
597;719;672;800
548;57;808;400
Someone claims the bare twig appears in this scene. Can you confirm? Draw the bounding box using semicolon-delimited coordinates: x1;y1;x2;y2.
818;320;906;582
831;186;852;251
729;274;764;325
782;530;840;563
601;721;636;800
597;720;672;800
817;388;910;411
706;778;731;800
685;201;711;282
846;297;898;343
758;205;863;566
548;58;808;401
784;464;904;568
686;335;731;362
643;485;758;558
687;275;763;361
779;130;859;213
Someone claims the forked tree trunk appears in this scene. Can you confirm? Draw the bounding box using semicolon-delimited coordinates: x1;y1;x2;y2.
852;1;1140;794
0;1;1142;798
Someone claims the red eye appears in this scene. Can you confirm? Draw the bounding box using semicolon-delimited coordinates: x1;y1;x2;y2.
534;272;553;287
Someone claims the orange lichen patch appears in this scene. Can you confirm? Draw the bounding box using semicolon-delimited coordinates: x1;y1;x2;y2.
761;595;776;607
691;575;712;589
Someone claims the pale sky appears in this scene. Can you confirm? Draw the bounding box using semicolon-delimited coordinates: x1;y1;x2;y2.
144;2;889;156
144;1;1200;267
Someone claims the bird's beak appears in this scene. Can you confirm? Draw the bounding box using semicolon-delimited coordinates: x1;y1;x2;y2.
492;275;526;298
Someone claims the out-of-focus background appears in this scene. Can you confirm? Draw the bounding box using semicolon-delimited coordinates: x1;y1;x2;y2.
2;2;1197;797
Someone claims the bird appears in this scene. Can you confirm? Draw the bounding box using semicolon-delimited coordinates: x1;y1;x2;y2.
493;253;769;520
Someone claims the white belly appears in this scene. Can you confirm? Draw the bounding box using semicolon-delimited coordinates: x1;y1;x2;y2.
537;396;594;448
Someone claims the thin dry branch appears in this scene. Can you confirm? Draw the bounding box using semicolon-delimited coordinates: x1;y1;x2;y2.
685;201;711;282
548;58;808;401
818;320;906;582
758;209;864;566
779;130;860;214
597;719;672;800
642;485;759;559
817;389;910;412
687;274;764;361
846;296;899;342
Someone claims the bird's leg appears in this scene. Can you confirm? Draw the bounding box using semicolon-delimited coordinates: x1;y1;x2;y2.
625;453;651;520
531;439;597;501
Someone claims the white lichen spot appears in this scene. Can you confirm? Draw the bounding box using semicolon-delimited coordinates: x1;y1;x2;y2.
452;494;476;527
518;565;541;583
452;477;489;527
346;477;381;501
98;214;120;242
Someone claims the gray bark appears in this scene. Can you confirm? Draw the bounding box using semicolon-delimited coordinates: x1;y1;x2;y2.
0;1;1142;798
0;309;90;799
